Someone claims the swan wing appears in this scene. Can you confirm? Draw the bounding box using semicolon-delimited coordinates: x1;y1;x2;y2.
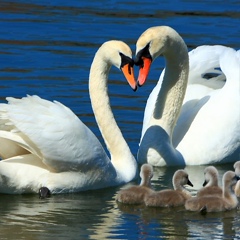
0;95;109;172
141;45;228;142
173;46;237;146
187;45;228;89
177;48;240;164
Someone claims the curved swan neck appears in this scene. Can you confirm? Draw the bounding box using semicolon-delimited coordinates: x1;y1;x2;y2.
222;173;238;205
173;178;184;190
151;30;189;137
89;45;135;166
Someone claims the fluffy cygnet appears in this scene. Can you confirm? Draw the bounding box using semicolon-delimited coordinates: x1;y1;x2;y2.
144;169;193;207
233;161;240;197
116;164;154;204
185;171;240;213
197;166;222;197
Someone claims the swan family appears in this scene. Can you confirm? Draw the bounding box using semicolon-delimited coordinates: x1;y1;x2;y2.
0;26;239;195
116;162;240;213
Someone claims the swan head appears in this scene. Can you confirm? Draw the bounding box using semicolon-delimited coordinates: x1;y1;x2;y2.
100;40;137;91
139;163;154;187
173;169;193;189
222;171;240;190
233;161;240;176
134;26;186;86
202;166;219;187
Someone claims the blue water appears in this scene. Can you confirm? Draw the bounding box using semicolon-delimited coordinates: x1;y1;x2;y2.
0;0;239;239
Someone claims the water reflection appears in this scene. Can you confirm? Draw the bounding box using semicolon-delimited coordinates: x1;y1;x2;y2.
0;165;239;239
117;200;240;239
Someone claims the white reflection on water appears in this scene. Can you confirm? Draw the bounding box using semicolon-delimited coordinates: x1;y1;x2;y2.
0;164;240;239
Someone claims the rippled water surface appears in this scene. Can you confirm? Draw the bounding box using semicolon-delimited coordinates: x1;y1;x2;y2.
0;0;240;239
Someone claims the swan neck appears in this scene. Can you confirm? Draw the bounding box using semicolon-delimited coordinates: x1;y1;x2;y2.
222;181;237;204
151;38;189;137
140;178;151;187
89;51;134;164
173;180;183;191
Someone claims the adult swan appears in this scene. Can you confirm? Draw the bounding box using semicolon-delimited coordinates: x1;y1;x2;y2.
135;26;240;166
0;40;138;194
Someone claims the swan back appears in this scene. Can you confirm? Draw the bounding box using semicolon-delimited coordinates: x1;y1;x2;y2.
220;48;240;88
187;45;227;88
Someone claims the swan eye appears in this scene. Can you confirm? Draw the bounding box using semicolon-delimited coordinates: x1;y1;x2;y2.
119;53;134;71
134;43;152;66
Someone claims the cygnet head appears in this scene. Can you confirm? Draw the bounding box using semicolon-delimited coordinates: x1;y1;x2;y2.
173;169;193;190
140;163;154;187
233;161;240;176
203;166;219;187
222;171;240;191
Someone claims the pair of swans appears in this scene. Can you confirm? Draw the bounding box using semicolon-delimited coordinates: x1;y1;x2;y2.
0;26;239;194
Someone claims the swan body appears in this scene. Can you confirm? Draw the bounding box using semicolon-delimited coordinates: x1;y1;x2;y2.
135;26;240;166
0;40;138;194
144;169;193;207
116;163;154;204
185;171;239;212
196;166;222;198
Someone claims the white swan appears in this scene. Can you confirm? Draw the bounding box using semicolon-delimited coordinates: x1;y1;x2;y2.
135;26;240;166
0;40;138;194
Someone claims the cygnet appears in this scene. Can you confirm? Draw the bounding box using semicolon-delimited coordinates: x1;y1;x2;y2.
197;166;222;197
233;161;240;197
144;169;193;207
116;164;154;204
185;171;240;213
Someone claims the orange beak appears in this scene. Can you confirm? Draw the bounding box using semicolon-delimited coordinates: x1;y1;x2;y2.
137;57;152;86
121;63;137;91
